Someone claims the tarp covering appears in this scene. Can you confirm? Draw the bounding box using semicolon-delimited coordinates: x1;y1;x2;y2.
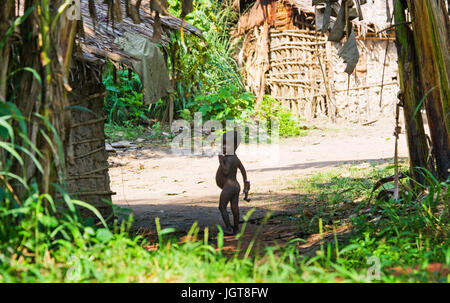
116;32;172;104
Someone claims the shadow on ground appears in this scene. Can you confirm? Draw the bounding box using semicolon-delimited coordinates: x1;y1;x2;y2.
247;157;407;173
114;187;359;257
117;190;304;233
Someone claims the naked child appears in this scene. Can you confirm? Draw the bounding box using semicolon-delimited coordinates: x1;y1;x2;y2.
215;130;250;235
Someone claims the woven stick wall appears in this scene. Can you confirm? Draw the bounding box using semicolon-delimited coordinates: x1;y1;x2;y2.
241;25;270;102
239;1;330;119
66;59;114;219
238;0;399;122
267;28;328;119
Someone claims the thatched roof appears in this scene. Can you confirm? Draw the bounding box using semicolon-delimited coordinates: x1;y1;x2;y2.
237;0;394;37
237;0;274;34
77;1;202;67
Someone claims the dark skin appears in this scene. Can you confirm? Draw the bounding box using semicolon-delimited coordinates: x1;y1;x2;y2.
216;138;250;235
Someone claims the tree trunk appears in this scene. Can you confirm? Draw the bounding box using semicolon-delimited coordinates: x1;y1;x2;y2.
424;0;450;139
9;0;78;194
0;0;15;101
394;0;431;185
407;0;450;180
42;0;78;191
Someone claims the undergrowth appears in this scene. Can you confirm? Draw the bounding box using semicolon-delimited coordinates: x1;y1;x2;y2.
291;161;449;282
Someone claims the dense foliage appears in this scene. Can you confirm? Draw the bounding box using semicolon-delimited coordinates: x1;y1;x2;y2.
256;95;308;137
101;0;307;139
103;63;146;125
187;85;255;121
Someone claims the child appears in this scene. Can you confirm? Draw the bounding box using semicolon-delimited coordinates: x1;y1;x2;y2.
215;130;250;235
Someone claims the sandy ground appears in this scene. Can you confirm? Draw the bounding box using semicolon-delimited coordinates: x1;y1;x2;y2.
108;118;408;242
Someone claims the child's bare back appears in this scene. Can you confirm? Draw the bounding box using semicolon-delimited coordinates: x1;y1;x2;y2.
216;155;239;188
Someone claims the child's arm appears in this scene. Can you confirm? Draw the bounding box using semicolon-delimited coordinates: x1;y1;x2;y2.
237;157;250;191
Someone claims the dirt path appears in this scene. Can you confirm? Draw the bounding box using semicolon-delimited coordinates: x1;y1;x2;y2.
108;119;408;248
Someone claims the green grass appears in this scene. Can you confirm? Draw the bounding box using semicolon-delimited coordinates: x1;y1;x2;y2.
105;121;172;143
105;123;146;142
0;227;359;282
288;161;449;282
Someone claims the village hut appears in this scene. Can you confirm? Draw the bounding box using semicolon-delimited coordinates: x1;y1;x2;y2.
66;1;201;219
235;0;398;123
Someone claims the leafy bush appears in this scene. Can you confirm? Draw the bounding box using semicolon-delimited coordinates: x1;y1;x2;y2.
103;62;148;125
104;122;146;141
141;0;246;122
256;95;307;137
188;84;255;121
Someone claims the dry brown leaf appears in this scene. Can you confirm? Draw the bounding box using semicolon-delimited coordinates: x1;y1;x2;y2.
328;1;346;42
337;30;359;74
88;0;97;29
128;0;143;23
321;1;332;33
113;0;123;23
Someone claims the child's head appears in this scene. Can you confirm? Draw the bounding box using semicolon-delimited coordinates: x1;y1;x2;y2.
222;130;241;155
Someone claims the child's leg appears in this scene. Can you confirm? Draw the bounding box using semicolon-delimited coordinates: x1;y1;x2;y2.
230;193;240;234
219;189;233;232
